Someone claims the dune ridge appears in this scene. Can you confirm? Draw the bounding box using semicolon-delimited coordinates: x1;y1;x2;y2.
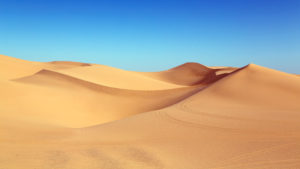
50;64;185;90
158;64;300;133
48;61;91;66
7;68;205;127
141;62;218;85
1;55;300;169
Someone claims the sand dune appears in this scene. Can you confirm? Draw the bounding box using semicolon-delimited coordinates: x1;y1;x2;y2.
141;62;219;85
209;66;238;75
0;54;42;79
3;69;202;127
52;64;184;90
49;61;91;67
0;54;91;79
1;55;300;169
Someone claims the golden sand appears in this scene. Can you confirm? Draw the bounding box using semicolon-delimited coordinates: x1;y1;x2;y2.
1;54;300;169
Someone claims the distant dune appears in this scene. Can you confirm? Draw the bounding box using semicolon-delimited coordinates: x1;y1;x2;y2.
1;54;300;169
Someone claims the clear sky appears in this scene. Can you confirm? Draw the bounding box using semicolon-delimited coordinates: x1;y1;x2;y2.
0;0;299;73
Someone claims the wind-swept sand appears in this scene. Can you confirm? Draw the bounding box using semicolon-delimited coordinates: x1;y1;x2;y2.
1;54;300;169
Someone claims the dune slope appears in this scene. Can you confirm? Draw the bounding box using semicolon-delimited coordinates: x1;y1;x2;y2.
141;62;217;85
0;55;300;169
72;64;300;168
52;64;184;90
1;69;202;127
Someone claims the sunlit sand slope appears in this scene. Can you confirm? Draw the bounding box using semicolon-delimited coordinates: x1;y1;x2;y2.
1;69;201;127
0;55;91;79
53;64;184;90
0;55;300;169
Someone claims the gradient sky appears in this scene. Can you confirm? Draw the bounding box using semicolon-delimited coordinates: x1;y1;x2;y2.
0;0;299;73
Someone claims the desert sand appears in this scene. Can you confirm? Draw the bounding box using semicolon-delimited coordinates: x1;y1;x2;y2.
1;54;300;169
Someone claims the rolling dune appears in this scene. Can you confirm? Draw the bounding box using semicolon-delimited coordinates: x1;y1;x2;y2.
52;64;184;90
141;62;218;85
0;55;300;169
3;69;203;127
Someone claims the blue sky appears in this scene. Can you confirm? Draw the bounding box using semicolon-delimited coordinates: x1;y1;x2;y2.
0;0;299;73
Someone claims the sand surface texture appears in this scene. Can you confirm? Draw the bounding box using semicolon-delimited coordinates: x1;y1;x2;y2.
1;54;300;169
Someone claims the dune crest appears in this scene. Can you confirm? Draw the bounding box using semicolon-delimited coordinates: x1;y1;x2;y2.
158;63;300;133
51;64;185;90
1;55;300;169
141;62;224;85
48;61;91;66
8;68;203;127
